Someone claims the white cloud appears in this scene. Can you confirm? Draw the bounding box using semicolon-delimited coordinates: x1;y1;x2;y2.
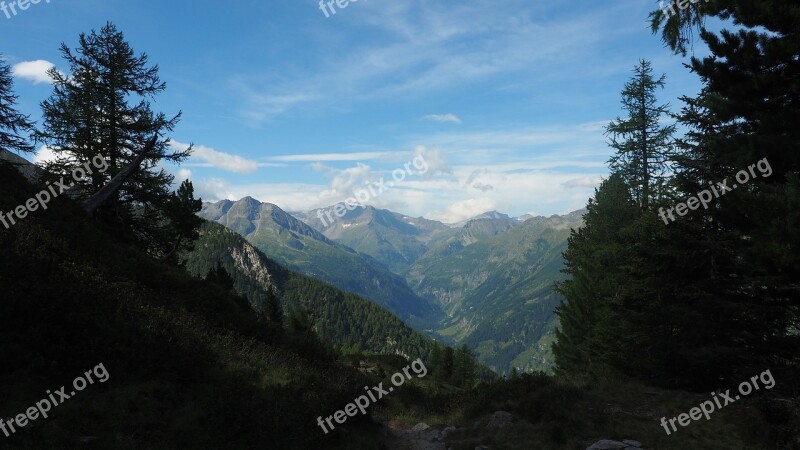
316;162;374;202
562;176;604;189
183;121;608;219
170;141;259;174
427;198;498;223
191;177;234;202
12;60;56;84
33;145;57;164
187;162;601;221
233;88;314;124
176;168;193;182
412;146;451;178
424;113;462;124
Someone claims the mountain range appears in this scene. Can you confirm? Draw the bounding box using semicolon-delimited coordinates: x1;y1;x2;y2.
201;198;585;374
200;198;443;330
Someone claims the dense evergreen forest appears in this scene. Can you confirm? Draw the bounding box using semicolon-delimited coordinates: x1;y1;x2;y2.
554;3;800;392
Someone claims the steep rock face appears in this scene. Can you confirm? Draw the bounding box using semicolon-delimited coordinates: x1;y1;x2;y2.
0;149;41;182
229;240;277;294
200;198;443;326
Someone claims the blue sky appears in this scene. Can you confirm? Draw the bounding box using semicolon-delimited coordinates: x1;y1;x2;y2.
1;0;708;222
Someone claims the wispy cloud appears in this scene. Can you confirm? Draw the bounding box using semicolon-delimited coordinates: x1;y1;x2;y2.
171;141;260;174
424;113;462;124
231;0;613;124
427;198;498;223
266;152;391;162
181;119;611;219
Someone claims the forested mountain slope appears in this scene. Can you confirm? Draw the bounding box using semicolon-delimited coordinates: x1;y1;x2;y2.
407;211;585;373
184;221;439;358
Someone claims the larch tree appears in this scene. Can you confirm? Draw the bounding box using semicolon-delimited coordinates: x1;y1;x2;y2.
605;59;676;208
35;23;200;261
0;56;35;155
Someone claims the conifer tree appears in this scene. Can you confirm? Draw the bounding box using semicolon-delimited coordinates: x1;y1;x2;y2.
429;344;444;380
0;56;34;155
442;346;455;382
206;262;235;292
35;23;193;249
264;287;283;325
159;180;203;264
452;344;476;387
556;1;800;388
652;0;800;378
553;175;642;378
605;59;676;208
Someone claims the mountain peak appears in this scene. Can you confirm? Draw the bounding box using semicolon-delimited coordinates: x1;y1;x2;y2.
237;196;262;206
476;210;510;220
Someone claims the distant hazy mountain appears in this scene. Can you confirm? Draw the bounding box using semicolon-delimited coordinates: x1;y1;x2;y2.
450;210;513;228
295;205;454;274
200;198;443;327
434;216;519;249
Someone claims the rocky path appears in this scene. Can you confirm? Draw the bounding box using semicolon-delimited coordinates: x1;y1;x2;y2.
383;421;450;450
381;412;648;450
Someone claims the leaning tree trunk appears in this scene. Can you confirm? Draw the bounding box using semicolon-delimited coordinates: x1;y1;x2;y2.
82;135;158;215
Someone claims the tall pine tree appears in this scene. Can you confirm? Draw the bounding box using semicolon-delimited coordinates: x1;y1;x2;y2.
35;23;194;255
605;59;676;208
553;175;642;379
452;344;476;387
0;56;34;155
653;0;800;379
